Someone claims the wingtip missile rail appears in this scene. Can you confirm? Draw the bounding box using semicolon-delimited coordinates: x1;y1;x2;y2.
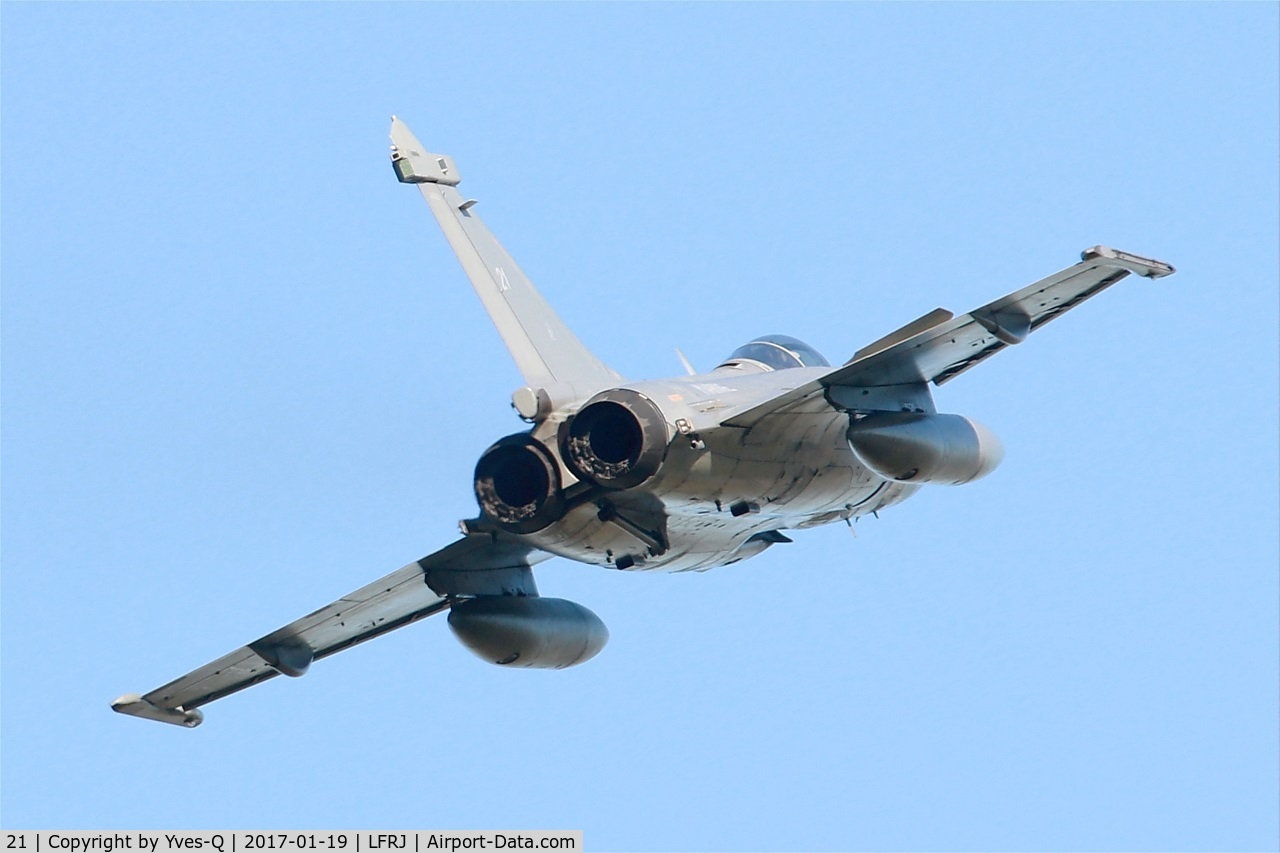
111;693;204;728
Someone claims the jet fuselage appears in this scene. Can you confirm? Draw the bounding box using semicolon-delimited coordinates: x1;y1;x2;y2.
479;361;920;573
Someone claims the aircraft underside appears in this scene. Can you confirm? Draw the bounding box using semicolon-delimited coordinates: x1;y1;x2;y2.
515;407;917;573
109;117;1174;727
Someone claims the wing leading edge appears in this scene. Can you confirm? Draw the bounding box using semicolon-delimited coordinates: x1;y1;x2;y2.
721;246;1175;428
112;534;548;727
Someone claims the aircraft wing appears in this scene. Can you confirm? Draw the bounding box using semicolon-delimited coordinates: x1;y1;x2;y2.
111;533;548;727
722;246;1175;428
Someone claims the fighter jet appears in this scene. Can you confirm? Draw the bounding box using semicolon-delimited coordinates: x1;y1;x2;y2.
112;117;1175;726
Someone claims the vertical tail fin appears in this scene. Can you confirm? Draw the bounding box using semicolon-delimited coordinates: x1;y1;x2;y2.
390;117;620;391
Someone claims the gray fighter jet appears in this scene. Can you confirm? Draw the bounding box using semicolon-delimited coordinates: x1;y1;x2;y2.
112;118;1175;726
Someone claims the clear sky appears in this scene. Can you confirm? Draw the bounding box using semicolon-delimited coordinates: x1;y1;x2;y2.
3;3;1277;851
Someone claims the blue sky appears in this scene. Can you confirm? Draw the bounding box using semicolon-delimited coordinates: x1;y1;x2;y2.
3;3;1277;850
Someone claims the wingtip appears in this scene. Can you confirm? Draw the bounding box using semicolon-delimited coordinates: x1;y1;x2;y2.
112;693;204;728
1082;245;1176;278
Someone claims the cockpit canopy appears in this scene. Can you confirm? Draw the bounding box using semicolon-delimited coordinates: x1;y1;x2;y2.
717;334;831;371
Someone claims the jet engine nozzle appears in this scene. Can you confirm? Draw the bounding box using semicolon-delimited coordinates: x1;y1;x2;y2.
448;596;609;669
559;389;669;490
846;412;1003;485
473;434;567;534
